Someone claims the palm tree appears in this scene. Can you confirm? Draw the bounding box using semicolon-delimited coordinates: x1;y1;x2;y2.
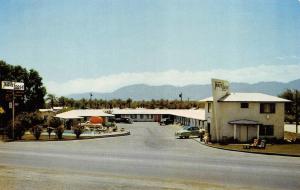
126;98;132;108
45;94;57;108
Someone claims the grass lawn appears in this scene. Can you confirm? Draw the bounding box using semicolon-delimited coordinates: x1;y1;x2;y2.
209;131;300;156
210;144;300;156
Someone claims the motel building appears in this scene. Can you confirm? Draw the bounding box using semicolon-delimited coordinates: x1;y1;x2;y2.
200;79;291;143
51;108;206;130
111;108;205;129
50;79;290;143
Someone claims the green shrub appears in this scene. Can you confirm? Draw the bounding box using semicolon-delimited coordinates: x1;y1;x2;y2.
7;120;25;140
48;117;64;139
31;125;43;140
46;127;54;139
6;112;44;140
55;125;64;140
73;125;84;139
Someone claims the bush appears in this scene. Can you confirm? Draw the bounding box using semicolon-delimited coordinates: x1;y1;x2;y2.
6;112;45;140
29;113;44;140
48;117;64;139
6;120;25;140
55;125;64;140
30;113;44;126
48;117;62;129
6;112;42;140
46;127;54;139
73;125;84;139
31;125;43;140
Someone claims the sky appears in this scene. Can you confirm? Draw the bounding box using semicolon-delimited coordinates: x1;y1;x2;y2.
0;0;300;95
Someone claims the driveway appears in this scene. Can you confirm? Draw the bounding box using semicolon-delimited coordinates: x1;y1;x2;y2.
0;122;299;190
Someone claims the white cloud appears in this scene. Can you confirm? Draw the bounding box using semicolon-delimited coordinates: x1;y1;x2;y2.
46;64;300;96
276;55;300;60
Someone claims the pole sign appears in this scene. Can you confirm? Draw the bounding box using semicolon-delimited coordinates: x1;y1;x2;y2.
1;81;24;91
1;80;24;141
14;82;25;91
1;81;14;90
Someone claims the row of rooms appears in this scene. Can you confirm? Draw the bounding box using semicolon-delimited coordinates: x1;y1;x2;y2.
115;113;206;129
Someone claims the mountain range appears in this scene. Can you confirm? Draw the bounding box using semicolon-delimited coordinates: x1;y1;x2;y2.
68;79;300;100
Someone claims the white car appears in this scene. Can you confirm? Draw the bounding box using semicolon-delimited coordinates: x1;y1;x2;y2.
175;126;202;139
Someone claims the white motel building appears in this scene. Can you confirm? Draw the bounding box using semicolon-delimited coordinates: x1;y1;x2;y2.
200;79;291;142
53;78;290;143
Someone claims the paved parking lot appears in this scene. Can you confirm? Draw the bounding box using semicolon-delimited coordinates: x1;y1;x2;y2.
0;122;300;190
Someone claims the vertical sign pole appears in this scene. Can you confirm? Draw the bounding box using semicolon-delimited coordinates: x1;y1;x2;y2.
296;89;298;135
12;83;15;140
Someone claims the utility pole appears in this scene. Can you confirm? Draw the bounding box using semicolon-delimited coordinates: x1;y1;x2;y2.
179;92;183;102
89;93;93;109
295;89;299;135
12;84;15;140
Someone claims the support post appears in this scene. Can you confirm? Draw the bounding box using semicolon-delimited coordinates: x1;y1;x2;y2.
12;87;15;140
233;124;237;140
257;124;260;139
295;90;298;135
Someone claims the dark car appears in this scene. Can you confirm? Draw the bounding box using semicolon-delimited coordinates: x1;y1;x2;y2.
160;118;173;125
115;117;133;124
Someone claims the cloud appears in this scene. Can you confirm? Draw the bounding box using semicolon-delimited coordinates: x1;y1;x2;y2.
46;64;300;96
276;55;300;60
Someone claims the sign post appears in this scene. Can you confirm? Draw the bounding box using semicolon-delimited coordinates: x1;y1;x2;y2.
211;79;230;142
1;81;24;140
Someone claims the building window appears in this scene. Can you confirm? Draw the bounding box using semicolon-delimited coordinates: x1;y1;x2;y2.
208;102;212;113
241;102;249;108
259;125;274;136
260;103;276;113
131;114;137;119
140;114;144;119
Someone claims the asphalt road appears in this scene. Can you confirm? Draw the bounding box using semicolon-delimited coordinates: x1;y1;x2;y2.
0;122;299;190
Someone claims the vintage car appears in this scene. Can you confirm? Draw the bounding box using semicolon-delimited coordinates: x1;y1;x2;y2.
115;117;133;124
159;118;174;125
175;126;202;139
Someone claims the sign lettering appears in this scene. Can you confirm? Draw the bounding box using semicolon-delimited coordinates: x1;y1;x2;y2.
1;81;24;91
214;81;229;91
1;81;14;90
14;82;25;91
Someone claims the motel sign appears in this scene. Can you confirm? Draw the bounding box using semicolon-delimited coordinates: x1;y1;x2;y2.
1;81;24;91
1;80;25;140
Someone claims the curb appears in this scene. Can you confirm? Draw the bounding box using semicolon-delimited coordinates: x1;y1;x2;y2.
192;139;300;158
92;131;131;138
1;131;130;142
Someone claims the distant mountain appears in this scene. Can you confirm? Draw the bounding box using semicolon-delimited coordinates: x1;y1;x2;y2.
68;79;300;100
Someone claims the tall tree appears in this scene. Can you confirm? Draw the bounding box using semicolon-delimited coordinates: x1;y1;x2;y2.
279;89;300;125
58;96;67;107
45;94;57;108
0;60;47;127
24;69;47;111
126;98;132;108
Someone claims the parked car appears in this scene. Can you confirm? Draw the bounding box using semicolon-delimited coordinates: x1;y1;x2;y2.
175;126;202;139
115;117;133;124
160;118;173;125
